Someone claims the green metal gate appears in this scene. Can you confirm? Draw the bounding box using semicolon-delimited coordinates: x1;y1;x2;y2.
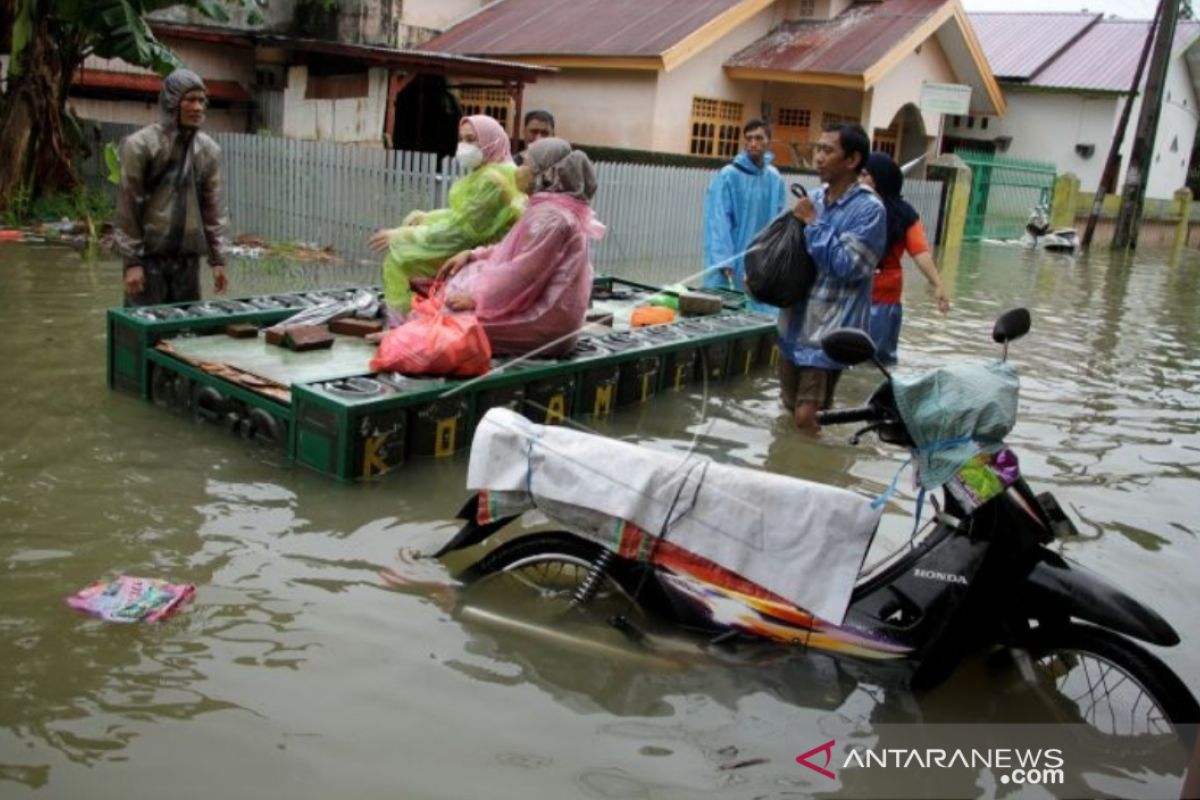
958;150;1057;241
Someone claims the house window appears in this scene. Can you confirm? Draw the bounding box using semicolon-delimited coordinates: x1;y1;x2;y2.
966;116;975;129
952;115;961;127
690;96;743;157
981;117;989;130
455;87;514;133
821;112;859;127
793;0;816;17
256;65;286;90
777;107;812;128
873;121;899;158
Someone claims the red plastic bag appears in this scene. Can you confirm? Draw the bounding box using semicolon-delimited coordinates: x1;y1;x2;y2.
369;291;492;377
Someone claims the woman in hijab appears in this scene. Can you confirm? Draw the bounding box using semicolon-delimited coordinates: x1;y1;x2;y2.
438;137;605;357
368;115;525;324
861;152;950;366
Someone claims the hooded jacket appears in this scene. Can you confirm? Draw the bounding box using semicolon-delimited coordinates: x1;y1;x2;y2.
114;69;228;269
702;149;787;301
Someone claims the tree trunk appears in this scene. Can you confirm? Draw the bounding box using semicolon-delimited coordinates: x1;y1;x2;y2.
0;11;81;213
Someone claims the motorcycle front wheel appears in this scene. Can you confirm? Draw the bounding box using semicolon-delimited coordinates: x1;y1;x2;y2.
1022;622;1198;748
455;532;647;620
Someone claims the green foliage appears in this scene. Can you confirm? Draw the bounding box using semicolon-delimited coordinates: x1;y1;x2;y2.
2;184;34;227
10;4;34;76
1;187;114;227
6;1;263;78
104;141;121;184
293;0;340;38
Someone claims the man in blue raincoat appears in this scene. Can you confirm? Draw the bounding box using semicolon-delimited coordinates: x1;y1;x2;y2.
702;120;788;311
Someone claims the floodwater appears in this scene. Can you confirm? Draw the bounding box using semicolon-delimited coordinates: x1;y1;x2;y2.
1;242;1198;799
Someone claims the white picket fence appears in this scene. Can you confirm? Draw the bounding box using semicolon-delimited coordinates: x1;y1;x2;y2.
79;122;945;288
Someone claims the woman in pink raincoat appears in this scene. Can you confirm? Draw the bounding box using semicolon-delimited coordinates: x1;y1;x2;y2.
437;137;605;357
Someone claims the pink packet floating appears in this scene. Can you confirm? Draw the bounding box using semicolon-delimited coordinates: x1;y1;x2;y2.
66;575;196;623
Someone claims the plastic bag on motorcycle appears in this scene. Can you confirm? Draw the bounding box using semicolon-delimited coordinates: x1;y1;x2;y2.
892;361;1019;489
742;212;817;308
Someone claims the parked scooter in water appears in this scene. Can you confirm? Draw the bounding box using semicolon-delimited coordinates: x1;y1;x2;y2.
434;309;1197;747
1023;203;1079;252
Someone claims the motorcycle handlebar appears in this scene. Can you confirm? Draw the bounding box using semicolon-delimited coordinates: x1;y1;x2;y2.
817;406;879;426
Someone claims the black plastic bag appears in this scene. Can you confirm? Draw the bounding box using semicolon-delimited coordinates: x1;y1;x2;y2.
743;185;817;308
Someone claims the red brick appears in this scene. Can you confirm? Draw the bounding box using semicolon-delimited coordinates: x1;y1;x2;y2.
329;317;384;337
283;325;334;351
225;323;259;339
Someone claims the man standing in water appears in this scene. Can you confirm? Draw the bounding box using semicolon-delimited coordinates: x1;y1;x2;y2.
780;122;885;434
702;119;787;310
115;68;229;306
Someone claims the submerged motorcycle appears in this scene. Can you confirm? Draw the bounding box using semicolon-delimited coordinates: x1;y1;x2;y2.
433;309;1197;743
1023;203;1079;253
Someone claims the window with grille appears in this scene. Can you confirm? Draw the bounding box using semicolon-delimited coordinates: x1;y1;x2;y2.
794;0;816;17
777;107;811;128
821;112;859;128
454;87;513;134
873;121;899;158
689;96;743;157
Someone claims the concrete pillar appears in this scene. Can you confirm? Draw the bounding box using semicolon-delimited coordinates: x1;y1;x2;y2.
928;154;971;250
1050;173;1080;229
1172;187;1192;255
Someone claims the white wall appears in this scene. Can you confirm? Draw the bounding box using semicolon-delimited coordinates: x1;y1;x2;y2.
650;5;779;153
774;0;849;23
81;39;254;84
521;71;659;150
950;89;1120;190
1146;56;1198;199
71;41;253;134
281;66;390;144
948;54;1198;200
70;97;246;133
403;0;485;31
867;33;956;139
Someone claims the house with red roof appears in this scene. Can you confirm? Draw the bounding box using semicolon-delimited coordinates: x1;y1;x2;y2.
46;1;549;153
423;0;1004;169
966;12;1200;200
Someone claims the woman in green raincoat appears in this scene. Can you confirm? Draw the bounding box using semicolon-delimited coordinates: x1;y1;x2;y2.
368;114;525;324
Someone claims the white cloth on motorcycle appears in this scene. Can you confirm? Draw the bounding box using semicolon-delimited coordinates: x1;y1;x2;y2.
467;408;882;625
891;360;1019;490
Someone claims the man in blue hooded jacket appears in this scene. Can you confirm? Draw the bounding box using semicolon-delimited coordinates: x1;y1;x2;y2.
702;120;787;310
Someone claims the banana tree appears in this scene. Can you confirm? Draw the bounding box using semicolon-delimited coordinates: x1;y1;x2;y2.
0;0;260;212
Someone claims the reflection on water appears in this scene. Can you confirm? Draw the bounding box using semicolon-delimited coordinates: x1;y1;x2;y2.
0;242;1198;798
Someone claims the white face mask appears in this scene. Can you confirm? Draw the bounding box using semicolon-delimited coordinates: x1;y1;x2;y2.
456;142;484;171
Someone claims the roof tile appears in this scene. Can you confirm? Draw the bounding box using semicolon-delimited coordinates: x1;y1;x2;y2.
422;0;746;58
724;0;949;76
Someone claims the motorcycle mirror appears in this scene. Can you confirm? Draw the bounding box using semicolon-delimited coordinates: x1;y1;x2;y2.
992;308;1031;344
821;328;877;367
